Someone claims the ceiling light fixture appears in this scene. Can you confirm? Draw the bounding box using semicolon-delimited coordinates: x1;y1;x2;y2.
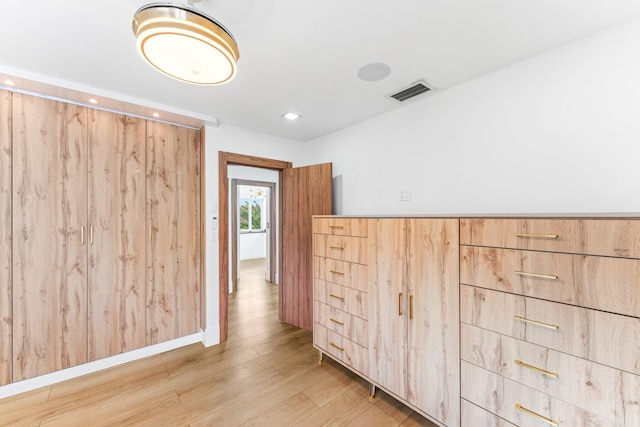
282;112;302;121
132;1;239;86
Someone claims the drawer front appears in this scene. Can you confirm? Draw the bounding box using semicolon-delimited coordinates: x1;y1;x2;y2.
314;323;368;376
460;285;640;375
460;246;640;317
314;234;368;264
461;361;619;427
314;279;367;319
315;301;367;346
461;399;516;427
313;217;367;237
314;256;368;292
461;323;640;426
460;218;640;258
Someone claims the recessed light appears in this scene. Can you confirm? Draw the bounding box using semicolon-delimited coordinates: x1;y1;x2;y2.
282;111;301;121
3;80;16;87
152;112;160;118
357;63;391;82
88;98;98;104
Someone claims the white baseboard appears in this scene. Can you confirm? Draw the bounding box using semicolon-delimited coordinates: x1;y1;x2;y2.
201;326;220;347
0;333;203;400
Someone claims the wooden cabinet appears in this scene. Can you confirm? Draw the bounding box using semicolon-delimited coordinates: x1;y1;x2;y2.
460;218;640;426
12;94;88;380
368;218;459;426
0;90;11;385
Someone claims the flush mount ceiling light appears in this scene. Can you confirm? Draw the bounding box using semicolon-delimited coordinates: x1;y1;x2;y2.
132;1;239;85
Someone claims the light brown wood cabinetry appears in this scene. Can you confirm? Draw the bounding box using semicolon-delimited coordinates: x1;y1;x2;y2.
0;90;11;385
12;94;88;380
88;110;147;361
146;121;201;344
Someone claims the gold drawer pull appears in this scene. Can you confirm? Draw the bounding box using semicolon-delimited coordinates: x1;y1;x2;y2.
329;342;344;351
409;295;414;320
515;359;558;378
329;225;344;229
514;233;559;239
329;245;344;250
329;270;345;275
515;403;558;426
515;271;558;280
514;315;559;330
330;317;344;326
329;293;345;301
398;292;403;316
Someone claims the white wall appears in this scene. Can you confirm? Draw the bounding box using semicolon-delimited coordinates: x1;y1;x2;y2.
303;17;640;215
203;124;302;345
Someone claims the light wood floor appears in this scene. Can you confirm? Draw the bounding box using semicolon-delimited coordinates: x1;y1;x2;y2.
0;259;436;426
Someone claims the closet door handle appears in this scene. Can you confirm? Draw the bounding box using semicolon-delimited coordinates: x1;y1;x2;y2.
398;292;403;316
409;295;414;320
90;226;94;245
514;315;558;330
515;270;558;280
514;359;558;378
149;225;153;241
514;233;559;239
81;226;85;245
515;403;558;426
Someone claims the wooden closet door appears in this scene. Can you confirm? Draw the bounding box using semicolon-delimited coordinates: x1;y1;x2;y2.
406;218;460;426
12;94;88;380
146;121;200;344
0;90;11;385
368;218;407;399
88;110;146;360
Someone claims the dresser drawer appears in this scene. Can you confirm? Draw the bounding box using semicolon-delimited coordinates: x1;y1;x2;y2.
313;217;367;237
460;285;640;375
314;256;368;292
314;279;367;319
461;399;516;427
315;301;367;346
461;323;640;426
462;361;619;427
460;246;640;317
314;234;367;264
460;218;640;258
314;323;368;376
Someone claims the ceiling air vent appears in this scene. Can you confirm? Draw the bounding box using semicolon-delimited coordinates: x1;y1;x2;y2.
387;80;435;103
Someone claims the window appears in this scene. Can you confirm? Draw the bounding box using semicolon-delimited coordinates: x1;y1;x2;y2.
239;198;264;231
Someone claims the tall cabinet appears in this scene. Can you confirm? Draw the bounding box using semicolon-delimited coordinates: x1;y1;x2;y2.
2;90;201;384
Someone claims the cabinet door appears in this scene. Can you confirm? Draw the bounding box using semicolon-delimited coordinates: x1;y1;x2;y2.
0;90;11;385
88;110;146;360
146;121;200;344
12;94;88;380
368;218;407;399
407;218;459;426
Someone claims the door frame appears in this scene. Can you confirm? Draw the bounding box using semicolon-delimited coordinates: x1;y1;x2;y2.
231;179;276;292
218;152;292;342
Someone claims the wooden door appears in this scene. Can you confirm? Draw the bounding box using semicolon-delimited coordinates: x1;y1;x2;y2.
0;90;11;385
281;163;332;330
88;109;146;360
147;121;201;344
368;218;407;399
406;218;460;426
12;93;88;380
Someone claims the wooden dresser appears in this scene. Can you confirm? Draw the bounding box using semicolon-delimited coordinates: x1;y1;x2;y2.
460;218;640;426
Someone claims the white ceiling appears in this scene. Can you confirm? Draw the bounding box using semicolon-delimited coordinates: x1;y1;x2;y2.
1;0;640;141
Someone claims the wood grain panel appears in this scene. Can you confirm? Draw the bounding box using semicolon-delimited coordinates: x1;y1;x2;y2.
314;301;367;346
87;109;146;360
461;245;640;317
146;122;200;344
314;279;368;319
281;163;332;331
461;399;517;427
368;218;407;399
314;257;368;292
12;93;88;380
314;234;368;264
460;218;640;258
313;217;368;237
315;323;369;376
0;90;11;385
406;219;459;426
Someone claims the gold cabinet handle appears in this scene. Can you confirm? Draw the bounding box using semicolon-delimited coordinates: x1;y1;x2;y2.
409;295;414;320
149;225;153;241
329;245;344;250
329;270;345;275
515;403;558;426
514;359;558;378
90;226;94;245
329;225;344;229
515;270;558;280
81;226;85;245
514;233;559;239
329;293;345;301
398;292;403;316
330;317;344;326
329;342;344;351
514;315;559;330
